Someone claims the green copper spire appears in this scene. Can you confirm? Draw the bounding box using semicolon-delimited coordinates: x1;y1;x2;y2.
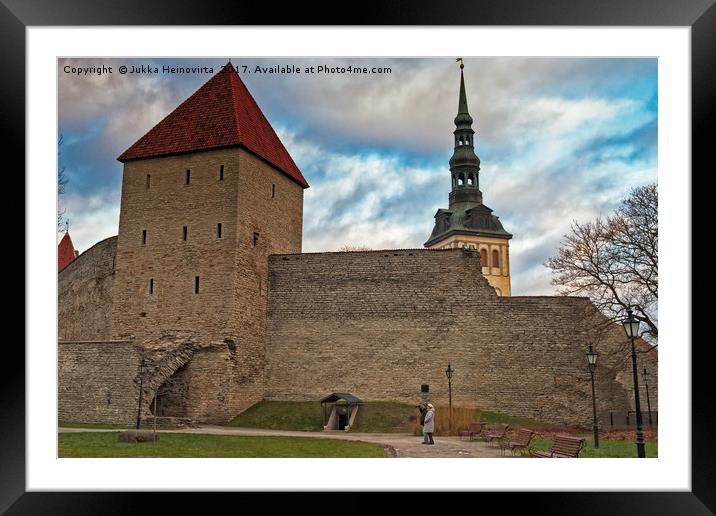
424;58;512;249
457;69;470;116
449;60;481;206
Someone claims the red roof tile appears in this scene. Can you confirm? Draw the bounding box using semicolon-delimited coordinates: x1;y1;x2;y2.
58;232;77;273
117;63;309;188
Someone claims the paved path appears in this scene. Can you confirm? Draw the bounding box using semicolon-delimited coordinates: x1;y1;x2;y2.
59;425;511;458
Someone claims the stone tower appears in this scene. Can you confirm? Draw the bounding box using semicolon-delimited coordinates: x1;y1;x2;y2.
424;62;512;296
109;63;309;421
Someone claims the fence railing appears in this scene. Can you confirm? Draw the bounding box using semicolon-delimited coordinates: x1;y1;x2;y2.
606;410;658;428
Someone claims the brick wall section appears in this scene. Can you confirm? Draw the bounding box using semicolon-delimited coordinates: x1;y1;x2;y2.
266;248;650;427
58;340;141;425
107;146;303;423
58;236;117;341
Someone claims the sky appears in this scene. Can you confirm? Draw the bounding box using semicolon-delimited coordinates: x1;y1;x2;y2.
57;57;657;295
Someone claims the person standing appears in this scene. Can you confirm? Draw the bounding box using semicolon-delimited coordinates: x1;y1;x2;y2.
423;403;435;445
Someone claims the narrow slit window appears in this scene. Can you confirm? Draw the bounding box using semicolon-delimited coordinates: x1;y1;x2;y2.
146;174;151;189
480;249;487;267
253;232;259;247
217;223;222;238
271;184;276;198
186;169;191;184
492;249;500;267
149;278;154;295
183;226;188;241
194;276;200;294
142;230;147;245
219;165;224;181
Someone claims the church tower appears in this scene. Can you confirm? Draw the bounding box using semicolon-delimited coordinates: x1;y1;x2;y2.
425;61;513;296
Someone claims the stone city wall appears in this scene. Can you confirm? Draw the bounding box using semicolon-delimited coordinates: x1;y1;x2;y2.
58;340;141;425
265;248;648;428
58;236;117;341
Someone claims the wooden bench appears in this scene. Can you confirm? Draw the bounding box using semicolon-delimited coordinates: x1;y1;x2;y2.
459;422;484;441
531;435;586;458
499;428;535;456
485;423;510;447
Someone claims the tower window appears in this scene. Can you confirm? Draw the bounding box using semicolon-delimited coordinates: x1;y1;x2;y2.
183;226;188;241
219;165;224;181
217;223;222;238
142;230;147;245
272;184;276;198
186;169;191;184
149;278;154;295
480;249;487;267
492;249;500;267
195;276;200;294
252;232;259;247
146;174;151;189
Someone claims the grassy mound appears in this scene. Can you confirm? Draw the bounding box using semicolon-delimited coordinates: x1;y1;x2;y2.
227;401;558;434
227;400;420;433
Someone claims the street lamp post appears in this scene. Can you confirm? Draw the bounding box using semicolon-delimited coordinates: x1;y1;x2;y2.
136;358;147;430
642;368;653;427
445;362;454;433
586;345;599;449
622;307;646;458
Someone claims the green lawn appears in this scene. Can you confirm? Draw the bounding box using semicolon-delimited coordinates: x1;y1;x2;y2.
59;420;182;431
58;432;388;458
529;438;658;458
227;400;418;433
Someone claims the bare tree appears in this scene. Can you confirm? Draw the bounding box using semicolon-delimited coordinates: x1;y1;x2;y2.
58;134;69;231
337;244;372;252
547;184;657;342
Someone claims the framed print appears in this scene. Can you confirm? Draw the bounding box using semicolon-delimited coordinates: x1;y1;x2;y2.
7;0;712;513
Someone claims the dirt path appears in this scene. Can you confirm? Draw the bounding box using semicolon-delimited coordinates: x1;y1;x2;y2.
59;425;511;458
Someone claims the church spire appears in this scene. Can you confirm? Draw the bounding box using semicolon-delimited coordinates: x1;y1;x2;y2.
449;60;481;207
456;60;471;125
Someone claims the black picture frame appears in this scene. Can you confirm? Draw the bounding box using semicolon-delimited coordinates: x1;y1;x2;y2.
6;0;709;513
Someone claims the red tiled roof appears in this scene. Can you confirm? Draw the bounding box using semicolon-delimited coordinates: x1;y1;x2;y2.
58;232;77;273
117;63;309;188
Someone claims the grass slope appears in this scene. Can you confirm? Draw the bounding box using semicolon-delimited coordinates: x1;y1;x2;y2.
227;400;419;433
58;432;387;458
227;401;557;435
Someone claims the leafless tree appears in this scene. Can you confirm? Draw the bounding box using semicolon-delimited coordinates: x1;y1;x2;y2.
547;184;657;342
337;244;372;252
58;134;69;231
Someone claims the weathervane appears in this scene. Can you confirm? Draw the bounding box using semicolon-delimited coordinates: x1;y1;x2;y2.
456;57;464;69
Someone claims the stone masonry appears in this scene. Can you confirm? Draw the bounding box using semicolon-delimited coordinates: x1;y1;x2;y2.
265;248;657;427
58;236;116;341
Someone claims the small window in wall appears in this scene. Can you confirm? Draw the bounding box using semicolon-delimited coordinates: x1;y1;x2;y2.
142;230;147;245
272;184;276;198
217;223;222;238
253;232;259;247
492;249;500;267
186;169;191;184
149;278;154;295
219;165;224;181
194;276;200;294
480;249;487;266
146;174;151;189
183;226;188;241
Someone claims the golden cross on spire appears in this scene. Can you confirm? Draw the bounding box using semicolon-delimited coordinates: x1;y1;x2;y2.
456;57;464;69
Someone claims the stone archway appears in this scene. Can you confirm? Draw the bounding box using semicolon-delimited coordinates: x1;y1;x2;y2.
150;363;189;418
